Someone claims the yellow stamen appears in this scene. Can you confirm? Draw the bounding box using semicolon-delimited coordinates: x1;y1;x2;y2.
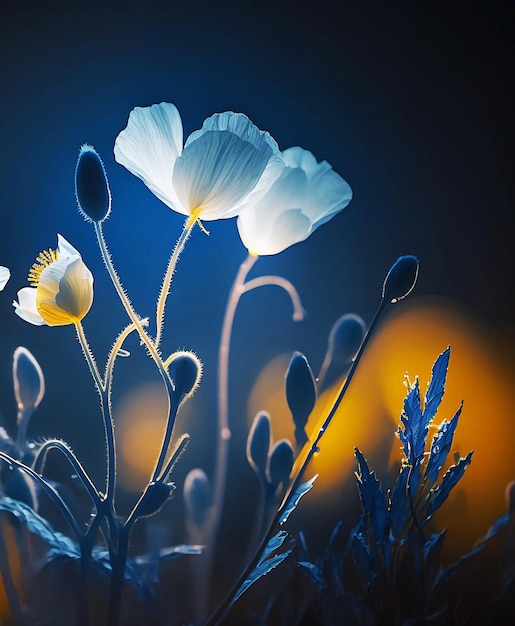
28;249;59;286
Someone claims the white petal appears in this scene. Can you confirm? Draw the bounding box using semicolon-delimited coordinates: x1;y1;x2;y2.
174;112;280;220
114;102;185;213
56;234;81;260
13;287;46;326
0;266;10;291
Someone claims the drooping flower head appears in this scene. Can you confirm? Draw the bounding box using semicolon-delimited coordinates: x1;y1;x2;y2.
237;146;352;255
114;102;283;223
13;235;94;326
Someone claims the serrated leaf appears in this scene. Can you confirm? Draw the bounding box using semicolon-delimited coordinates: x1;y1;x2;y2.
423;348;450;424
297;561;327;591
389;464;410;540
424;402;463;487
279;475;317;524
354;448;387;546
230;548;292;607
351;518;377;588
427;451;473;517
399;379;427;465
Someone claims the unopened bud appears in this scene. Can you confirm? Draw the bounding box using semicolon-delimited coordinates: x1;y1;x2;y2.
75;145;111;223
268;439;294;489
382;255;419;303
136;481;175;518
328;313;366;365
13;347;45;414
167;351;202;400
285;352;316;432
184;468;212;528
246;411;271;476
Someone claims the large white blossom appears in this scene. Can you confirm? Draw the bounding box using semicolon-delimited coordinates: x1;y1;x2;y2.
237;147;352;256
114;102;283;222
13;235;94;327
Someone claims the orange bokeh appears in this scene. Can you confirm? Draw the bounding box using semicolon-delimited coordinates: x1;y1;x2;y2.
247;296;515;559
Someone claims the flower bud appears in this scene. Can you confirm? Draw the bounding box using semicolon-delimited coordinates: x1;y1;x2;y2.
268;439;294;489
13;347;45;414
75;145;111;223
285;352;316;437
328;313;366;365
167;351;202;401
246;411;271;476
184;468;213;528
382;255;419;303
136;481;175;518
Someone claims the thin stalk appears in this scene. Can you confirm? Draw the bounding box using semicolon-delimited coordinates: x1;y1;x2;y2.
0;453;82;542
106;523;130;626
150;398;180;483
75;321;116;501
206;297;389;626
242;275;304;321
32;439;101;508
155;219;194;349
15;407;33;457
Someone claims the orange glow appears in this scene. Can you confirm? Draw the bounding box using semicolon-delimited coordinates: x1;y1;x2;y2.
0;518;22;622
247;296;515;559
115;383;195;492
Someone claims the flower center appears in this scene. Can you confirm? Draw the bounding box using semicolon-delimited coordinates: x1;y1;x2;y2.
186;207;210;235
28;249;59;286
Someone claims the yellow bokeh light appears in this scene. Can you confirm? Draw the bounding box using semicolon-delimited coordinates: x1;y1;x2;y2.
247;296;515;559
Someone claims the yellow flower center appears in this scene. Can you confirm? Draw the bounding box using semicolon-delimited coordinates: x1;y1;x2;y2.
28;249;59;286
186;207;210;235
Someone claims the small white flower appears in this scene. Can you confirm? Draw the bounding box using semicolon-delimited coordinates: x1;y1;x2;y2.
13;235;94;327
236;147;352;256
0;266;10;290
114;102;283;222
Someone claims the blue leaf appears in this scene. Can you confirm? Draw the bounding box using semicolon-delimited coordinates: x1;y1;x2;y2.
354;448;387;546
399;379;428;465
297;561;327;591
134;544;203;565
351;517;377;588
423;347;450;424
427;451;473;517
279;474;317;525
0;497;80;558
389;464;410;540
230;531;293;607
424;402;463;487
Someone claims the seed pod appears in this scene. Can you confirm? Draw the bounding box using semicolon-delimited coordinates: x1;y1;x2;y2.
184;468;212;528
268;439;294;490
382;255;419;303
247;411;271;477
13;347;45;413
285;352;316;443
75;144;111;223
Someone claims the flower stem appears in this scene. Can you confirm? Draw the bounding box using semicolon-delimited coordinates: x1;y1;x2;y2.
242;275;305;321
155;219;194;349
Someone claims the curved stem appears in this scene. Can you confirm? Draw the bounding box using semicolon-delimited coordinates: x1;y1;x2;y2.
0;452;82;542
205;297;389;626
93;222;169;379
104;322;143;390
242;275;305;321
75;321;116;501
155;219;194;349
32;439;101;508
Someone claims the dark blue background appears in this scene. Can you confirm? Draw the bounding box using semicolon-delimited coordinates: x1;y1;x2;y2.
0;0;513;607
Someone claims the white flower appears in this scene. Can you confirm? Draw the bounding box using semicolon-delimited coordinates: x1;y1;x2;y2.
13;235;94;327
114;102;283;222
236;146;352;256
0;266;10;290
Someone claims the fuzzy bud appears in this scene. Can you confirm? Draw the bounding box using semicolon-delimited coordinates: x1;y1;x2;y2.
136;481;175;518
13;347;45;414
382;255;419;303
246;411;271;477
167;351;202;401
184;468;213;528
75;144;111;223
268;439;294;489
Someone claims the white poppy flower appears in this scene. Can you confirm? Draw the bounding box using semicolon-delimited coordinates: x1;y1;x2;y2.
236;147;352;256
0;266;10;290
114;102;283;222
13;235;94;327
